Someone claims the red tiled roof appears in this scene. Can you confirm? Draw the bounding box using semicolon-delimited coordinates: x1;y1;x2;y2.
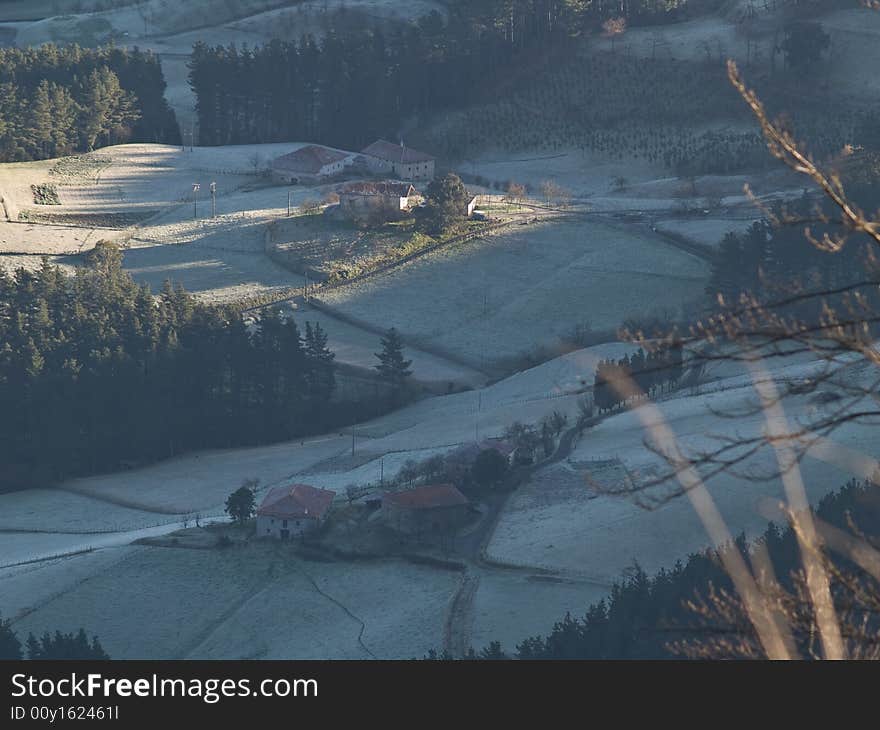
361;139;434;164
340;181;416;197
257;483;335;520
383;484;469;510
272;145;352;174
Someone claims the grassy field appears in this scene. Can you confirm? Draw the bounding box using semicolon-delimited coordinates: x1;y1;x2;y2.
487;358;880;582
3;544;460;659
318;218;709;367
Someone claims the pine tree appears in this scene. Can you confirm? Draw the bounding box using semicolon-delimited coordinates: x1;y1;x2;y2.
0;614;21;660
305;322;336;404
374;327;413;398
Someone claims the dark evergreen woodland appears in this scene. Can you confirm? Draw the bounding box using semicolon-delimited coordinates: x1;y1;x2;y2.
0;43;180;161
188;0;725;150
0;243;361;491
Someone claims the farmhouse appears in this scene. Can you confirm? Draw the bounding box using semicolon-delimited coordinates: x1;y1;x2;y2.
271;145;356;184
256;483;335;539
337;180;421;221
360;140;435;181
381;484;470;536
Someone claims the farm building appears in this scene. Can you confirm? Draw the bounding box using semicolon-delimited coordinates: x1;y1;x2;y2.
382;484;470;537
256;483;335;539
271;145;356;184
337;181;421;221
360;140;435;181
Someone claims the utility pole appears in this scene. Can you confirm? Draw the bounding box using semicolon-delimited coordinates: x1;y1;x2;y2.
304;271;309;302
210;181;217;218
192;183;200;220
288;190;292;217
351;426;356;457
475;389;482;443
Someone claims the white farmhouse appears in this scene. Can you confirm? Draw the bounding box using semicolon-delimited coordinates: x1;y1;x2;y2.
256;483;335;539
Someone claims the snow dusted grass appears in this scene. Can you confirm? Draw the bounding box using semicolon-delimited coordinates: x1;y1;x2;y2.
470;572;610;653
0;489;169;534
191;557;459;660
655;216;759;249
6;543;458;659
0;221;110;255
819;8;880;101
56;143;295;214
289;304;486;387
0;533;103;570
61;434;350;515
352;342;635;453
7;546;267;659
487;361;880;582
0;546;140;622
319;219;708;366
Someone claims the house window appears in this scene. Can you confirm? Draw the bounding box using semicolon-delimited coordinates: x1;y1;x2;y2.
283;520;288;528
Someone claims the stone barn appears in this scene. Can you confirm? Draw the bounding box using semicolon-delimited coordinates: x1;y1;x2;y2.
271;145;356;185
360;140;435;181
256;483;335;539
381;484;470;537
337;181;420;222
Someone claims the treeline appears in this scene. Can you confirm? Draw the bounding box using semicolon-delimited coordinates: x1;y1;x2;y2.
430;478;879;659
706;191;880;319
593;345;685;413
0;622;109;661
0;243;385;491
0;44;180;162
188;0;718;150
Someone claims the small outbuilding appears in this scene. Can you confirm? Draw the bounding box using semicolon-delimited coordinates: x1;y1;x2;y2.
256;483;335;539
381;484;470;537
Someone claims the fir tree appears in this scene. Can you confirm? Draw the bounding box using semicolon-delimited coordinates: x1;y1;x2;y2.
374;328;413;398
0;614;22;660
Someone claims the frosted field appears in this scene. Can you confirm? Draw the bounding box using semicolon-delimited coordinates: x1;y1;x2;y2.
0;221;111;255
288;304;487;387
2;341;877;656
469;572;610;653
655;217;759;248
122;206;294;304
319;219;709;365
0;339;624;567
61;434;350;515
191;558;458;660
0;489;168;534
3;545;459;660
814;8;880;100
488;360;880;582
55;143;298;213
0;547;140;620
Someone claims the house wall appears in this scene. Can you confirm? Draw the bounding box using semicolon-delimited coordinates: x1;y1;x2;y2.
363;156;434;181
270;169;321;186
256;513;320;539
270;155;356;186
